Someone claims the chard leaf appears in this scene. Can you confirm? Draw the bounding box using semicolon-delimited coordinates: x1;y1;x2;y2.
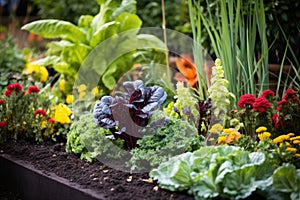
115;13;142;33
112;0;137;18
21;19;87;44
90;21;120;47
31;56;62;66
78;15;94;28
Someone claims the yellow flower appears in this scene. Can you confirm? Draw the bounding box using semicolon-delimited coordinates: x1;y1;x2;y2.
66;94;74;104
78;84;87;93
23;63;48;82
223;129;233;134
256;126;267;133
294;154;300;158
91;87;99;97
287;133;295;137
59;79;65;92
273;135;290;144
286;147;297;153
293;140;300;145
79;92;86;99
290;136;300;141
258;132;271;141
215;58;221;67
218;136;227;144
209;123;223;134
52;103;72;124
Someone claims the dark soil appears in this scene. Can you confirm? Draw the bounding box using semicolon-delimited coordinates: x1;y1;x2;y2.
0;140;194;200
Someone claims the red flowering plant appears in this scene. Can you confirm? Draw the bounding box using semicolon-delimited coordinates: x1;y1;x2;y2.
230;90;276;140
0;82;56;142
272;89;300;137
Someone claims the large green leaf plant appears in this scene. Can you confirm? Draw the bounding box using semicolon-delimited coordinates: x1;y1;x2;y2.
22;0;164;97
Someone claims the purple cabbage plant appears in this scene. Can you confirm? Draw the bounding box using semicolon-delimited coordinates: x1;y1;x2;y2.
93;80;167;150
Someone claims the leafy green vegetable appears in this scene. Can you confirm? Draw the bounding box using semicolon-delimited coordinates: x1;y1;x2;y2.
22;0;165;96
272;164;300;200
128;118;204;171
66;113;125;162
150;146;275;199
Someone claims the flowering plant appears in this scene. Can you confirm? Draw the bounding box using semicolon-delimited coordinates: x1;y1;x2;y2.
0;82;71;142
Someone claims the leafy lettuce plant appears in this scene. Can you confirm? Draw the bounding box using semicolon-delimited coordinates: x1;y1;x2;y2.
150;146;275;200
93;80;167;150
21;0;164;96
66;113;125;162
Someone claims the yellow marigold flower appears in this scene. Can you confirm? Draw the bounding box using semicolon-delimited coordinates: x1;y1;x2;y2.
53;103;72;124
218;136;227;144
294;154;300;158
223;129;232;134
59;79;65;92
287;133;295;137
78;84;87;93
39;66;49;82
66;94;74;104
286;147;297;153
256;126;267;133
290;136;300;141
209;123;223;134
215;58;221;67
258;132;271;141
23;63;48;82
79;92;86;99
91;87;99;97
293;140;300;145
273;135;290;144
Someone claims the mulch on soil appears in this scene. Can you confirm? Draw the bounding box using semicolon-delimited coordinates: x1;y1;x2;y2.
0;140;193;200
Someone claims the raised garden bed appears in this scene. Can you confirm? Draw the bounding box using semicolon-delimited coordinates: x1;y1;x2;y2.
0;140;193;200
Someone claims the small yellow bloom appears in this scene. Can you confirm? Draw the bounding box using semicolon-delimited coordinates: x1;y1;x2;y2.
209;123;223;134
290;136;300;141
79;92;86;99
39;66;49;82
287;133;295;137
258;132;271;141
78;84;87;93
223;129;233;134
279;142;291;148
273;135;290;144
52;103;72;124
218;136;227;144
294;154;300;158
23;63;48;82
286;147;297;153
215;58;221;67
256;126;267;133
91;87;99;97
59;79;65;92
66;94;74;104
293;141;300;145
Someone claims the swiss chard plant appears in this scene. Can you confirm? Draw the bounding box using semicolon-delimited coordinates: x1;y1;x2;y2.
93;80;167;150
21;0;165;96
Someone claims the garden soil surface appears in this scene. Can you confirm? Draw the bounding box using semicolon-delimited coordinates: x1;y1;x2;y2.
0;140;194;200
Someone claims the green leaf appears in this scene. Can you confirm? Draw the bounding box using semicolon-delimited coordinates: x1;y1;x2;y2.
31;56;62;66
273;163;300;200
115;13;142;33
21;19;87;44
90;21;120;47
78;15;94;28
112;0;137;18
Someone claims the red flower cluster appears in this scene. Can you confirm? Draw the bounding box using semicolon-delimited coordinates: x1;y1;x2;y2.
0;99;4;105
261;89;275;98
253;96;271;113
238;94;256;108
34;109;47;117
4;83;23;97
28;86;40;94
0;121;6;128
